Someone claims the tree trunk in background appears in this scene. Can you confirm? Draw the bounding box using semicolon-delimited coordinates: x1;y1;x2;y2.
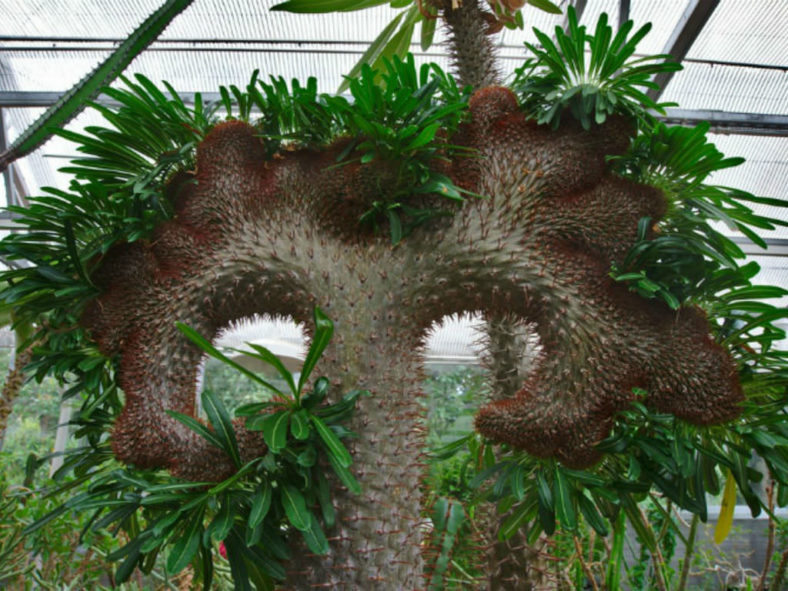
479;316;551;590
0;340;33;451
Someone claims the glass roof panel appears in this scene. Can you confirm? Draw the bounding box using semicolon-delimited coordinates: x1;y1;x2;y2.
686;0;788;68
661;62;788;115
579;0;690;54
705;133;788;240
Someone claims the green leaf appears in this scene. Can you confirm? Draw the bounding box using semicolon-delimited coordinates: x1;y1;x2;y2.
430;435;471;460
239;542;286;583
510;465;526;501
415;173;464;201
255;411;290;453
200;543;214;591
296;445;318;467
114;537;144;583
208;495;234;542
314;388;367;423
577;492;608;536
22;503;70;535
327;451;362;494
166;508;203;575
311;415;352;468
176;322;285;396
245;519;264;547
420;13;436;51
301;376;330;409
249;484;273;529
536;469;555;535
239;343;297;397
554;467;577;531
259;527;292;561
387;209;403;245
290;409;311;440
63;220;94;287
281;485;310;531
302;512;330;554
297;308;334;394
337;11;406;93
166;410;225;452
202;389;241;468
223;532;252;591
500;498;538;540
271;0;388;13
404;121;440;151
316;470;336;528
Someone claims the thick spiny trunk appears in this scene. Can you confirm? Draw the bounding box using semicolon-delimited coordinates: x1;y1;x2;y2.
440;0;501;88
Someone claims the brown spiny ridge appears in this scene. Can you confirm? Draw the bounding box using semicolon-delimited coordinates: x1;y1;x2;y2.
81;82;742;587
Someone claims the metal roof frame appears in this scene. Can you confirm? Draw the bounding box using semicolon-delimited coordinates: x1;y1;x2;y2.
3;92;788;138
647;0;720;101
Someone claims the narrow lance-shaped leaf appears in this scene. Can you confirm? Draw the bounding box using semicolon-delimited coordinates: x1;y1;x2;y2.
499;497;538;540
327;450;362;494
281;484;310;531
176;322;285;396
249;483;273;529
297;307;334;394
302;513;330;554
166;409;225;451
208;494;234;542
714;469;737;544
253;411;289;453
113;537;145;584
271;0;389;13
238;343;297;397
201;389;241;468
311;414;352;468
0;0;194;172
337;10;406;93
554;466;577;531
528;0;562;14
166;508;203;575
290;409;311;440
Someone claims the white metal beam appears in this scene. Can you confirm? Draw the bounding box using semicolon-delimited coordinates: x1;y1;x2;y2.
3;92;788;136
657;108;788;137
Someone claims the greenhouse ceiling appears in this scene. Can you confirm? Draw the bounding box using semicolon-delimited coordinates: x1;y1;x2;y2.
0;0;786;347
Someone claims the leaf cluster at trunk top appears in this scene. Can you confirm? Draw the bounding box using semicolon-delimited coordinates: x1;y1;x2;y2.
218;54;475;243
513;6;681;129
609;121;788;350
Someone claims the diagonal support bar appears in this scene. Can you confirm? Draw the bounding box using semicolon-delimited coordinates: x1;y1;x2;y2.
655;108;788;137
648;0;720;101
618;0;630;27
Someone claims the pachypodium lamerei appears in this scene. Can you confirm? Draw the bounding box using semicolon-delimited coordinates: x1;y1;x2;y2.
80;0;741;587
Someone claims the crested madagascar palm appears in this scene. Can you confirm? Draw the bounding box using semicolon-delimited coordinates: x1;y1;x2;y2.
1;1;787;589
